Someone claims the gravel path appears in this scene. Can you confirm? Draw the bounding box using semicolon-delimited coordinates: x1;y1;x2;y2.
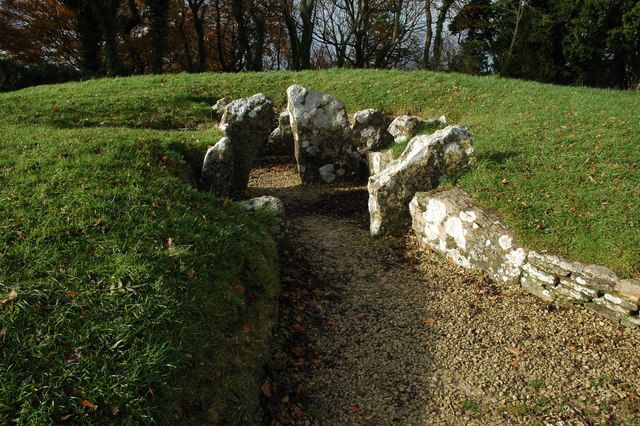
249;162;640;425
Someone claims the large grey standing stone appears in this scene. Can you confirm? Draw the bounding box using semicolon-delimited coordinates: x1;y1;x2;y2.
352;109;393;152
265;111;295;157
388;114;447;143
219;93;275;195
410;188;527;284
287;85;364;184
201;137;234;196
368;125;475;236
367;149;395;175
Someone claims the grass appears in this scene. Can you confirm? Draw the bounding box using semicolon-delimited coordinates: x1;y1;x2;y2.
0;67;638;421
0;110;279;421
4;68;630;277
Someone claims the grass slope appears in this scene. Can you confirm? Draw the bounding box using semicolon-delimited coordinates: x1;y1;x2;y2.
3;69;636;276
0;68;638;421
0;120;278;421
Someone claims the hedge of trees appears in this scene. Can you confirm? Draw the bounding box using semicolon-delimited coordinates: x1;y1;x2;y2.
1;0;638;89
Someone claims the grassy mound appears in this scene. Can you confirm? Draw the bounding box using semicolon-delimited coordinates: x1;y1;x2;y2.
0;122;279;421
0;68;638;421
5;69;635;276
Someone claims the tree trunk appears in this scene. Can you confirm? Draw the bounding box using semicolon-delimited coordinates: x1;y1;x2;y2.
423;0;433;68
432;0;454;70
188;0;207;72
232;0;252;70
90;0;123;76
146;0;169;74
299;0;316;69
281;0;301;70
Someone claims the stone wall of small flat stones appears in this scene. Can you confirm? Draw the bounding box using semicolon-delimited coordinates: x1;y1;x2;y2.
410;188;640;329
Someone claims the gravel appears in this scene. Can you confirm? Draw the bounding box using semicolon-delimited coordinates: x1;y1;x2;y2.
249;162;640;425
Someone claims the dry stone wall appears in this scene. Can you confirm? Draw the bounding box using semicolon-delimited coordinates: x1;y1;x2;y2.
411;188;640;329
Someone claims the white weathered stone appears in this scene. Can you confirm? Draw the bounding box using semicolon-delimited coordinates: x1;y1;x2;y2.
368;126;475;236
201;137;234;196
265;111;295;157
239;196;286;238
614;279;640;304
287;85;364;184
388;115;446;143
352;109;393;152
218;93;275;195
367;149;395;175
410;188;525;283
211;97;228;121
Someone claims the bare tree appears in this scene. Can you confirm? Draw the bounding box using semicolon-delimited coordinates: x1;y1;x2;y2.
432;0;455;69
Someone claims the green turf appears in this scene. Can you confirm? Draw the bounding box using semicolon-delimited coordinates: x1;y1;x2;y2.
0;121;279;422
0;68;638;421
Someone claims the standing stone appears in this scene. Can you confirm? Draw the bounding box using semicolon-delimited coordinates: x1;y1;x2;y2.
352;109;394;152
368;125;475;236
367;149;395;175
265;111;295;157
287;85;364;184
211;97;228;121
219;93;275;195
388;114;447;143
201;137;234;196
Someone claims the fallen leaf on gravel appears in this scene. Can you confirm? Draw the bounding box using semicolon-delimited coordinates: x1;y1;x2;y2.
356;312;367;319
281;395;290;403
373;379;385;389
309;358;321;366
567;341;577;352
424;318;436;326
261;382;273;398
292;359;305;366
293;406;303;417
292;323;305;332
350;405;364;413
291;345;304;355
511;360;521;368
295;384;303;401
507;347;522;356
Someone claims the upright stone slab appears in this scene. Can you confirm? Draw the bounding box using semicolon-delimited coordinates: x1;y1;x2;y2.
367;149;395;175
265;111;295;157
219;93;275;195
388;114;447;143
410;188;526;284
352;109;393;152
368;125;475;236
287;85;364;184
201;137;234;196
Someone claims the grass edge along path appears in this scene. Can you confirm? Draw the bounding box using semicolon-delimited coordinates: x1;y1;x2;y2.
0;123;279;424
